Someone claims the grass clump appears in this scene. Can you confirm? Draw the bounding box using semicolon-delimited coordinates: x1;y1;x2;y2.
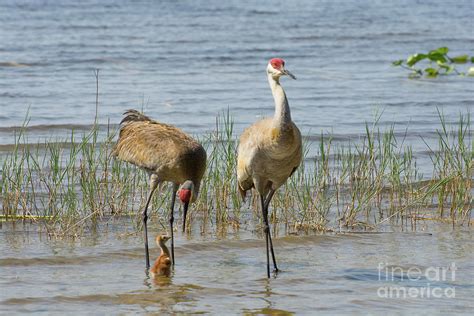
0;109;472;237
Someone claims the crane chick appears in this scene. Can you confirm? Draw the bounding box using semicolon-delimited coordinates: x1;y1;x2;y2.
150;235;172;277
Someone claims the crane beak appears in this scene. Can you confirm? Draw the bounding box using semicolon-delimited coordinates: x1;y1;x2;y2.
281;68;296;80
182;201;189;233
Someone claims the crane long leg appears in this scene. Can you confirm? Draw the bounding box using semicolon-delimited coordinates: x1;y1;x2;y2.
143;176;159;269
264;189;278;273
169;183;179;266
260;194;271;278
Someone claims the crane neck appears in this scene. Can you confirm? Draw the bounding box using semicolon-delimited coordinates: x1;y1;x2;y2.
191;181;200;203
268;73;292;128
159;240;170;257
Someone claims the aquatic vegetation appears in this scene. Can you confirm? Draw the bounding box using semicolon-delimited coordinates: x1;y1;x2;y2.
0;109;472;237
393;47;474;78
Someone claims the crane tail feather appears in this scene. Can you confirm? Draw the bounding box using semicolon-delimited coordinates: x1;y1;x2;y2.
120;109;152;125
238;180;254;202
238;185;247;201
289;166;298;178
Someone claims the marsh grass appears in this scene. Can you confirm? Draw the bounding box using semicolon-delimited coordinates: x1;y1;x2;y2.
0;109;472;237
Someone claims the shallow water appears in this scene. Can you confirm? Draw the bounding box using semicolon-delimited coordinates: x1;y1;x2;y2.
0;222;473;314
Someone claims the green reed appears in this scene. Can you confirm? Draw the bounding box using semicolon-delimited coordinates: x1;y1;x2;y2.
0;109;472;236
194;109;242;232
426;110;472;224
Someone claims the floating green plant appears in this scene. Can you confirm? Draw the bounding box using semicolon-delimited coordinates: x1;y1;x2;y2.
393;47;474;78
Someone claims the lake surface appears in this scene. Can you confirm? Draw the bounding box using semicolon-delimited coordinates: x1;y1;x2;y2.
0;0;472;146
0;0;473;314
1;222;473;315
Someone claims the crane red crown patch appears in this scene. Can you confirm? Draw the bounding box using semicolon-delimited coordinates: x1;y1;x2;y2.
178;188;192;203
270;58;285;70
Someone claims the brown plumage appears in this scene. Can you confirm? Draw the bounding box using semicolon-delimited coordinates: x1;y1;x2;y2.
114;110;206;187
150;235;172;277
237;119;301;198
113;109;207;269
237;58;302;278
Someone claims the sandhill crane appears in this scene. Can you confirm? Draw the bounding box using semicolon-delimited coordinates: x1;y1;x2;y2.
237;58;302;278
150;235;172;277
114;110;207;269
